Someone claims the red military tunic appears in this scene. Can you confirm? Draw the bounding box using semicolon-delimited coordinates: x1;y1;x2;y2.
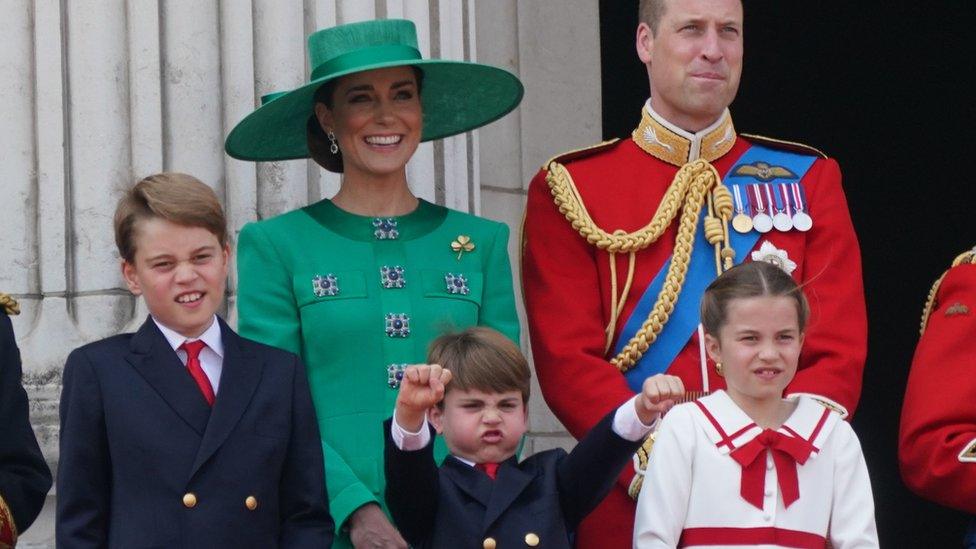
900;250;976;514
522;105;867;548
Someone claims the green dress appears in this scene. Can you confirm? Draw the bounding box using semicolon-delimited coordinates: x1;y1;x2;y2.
236;198;519;546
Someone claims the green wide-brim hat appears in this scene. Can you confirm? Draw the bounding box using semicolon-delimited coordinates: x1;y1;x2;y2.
225;19;524;161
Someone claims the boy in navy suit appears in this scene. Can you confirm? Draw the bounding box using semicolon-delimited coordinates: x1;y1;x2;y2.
385;327;682;548
56;173;334;548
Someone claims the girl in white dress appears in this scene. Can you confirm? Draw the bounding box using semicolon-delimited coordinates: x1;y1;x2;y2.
633;261;878;548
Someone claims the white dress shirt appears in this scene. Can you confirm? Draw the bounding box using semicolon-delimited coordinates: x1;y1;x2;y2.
152;315;224;394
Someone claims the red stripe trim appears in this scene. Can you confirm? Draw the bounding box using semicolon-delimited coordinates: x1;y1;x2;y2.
728;423;756;441
694;401;736;449
781;425;803;439
694;401;758;451
679;527;826;548
807;408;831;447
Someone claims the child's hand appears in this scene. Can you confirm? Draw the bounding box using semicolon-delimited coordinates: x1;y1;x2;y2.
635;374;685;425
394;364;453;432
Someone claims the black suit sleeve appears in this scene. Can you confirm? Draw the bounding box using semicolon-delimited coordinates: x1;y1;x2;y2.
0;312;51;533
383;417;439;545
278;355;335;548
556;410;643;527
56;347;111;548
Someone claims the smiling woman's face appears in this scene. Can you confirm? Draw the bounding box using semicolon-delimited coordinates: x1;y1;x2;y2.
315;66;422;180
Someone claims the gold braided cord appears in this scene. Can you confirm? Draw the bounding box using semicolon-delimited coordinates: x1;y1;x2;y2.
547;159;708;254
546;159;731;372
920;247;976;335
604;247;638;354
0;294;19;316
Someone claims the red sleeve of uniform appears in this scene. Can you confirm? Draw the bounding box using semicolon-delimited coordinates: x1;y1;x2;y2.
899;263;976;514
522;166;636;437
784;158;867;417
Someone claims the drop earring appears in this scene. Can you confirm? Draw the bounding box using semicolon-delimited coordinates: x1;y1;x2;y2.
327;131;339;154
715;361;724;377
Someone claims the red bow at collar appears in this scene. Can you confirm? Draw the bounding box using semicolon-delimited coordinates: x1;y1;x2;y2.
729;429;815;510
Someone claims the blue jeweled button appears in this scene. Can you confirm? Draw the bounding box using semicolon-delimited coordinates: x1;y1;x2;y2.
373;218;399;240
311;274;339;297
444;273;470;295
385;313;410;337
387;363;408;389
380;265;406;289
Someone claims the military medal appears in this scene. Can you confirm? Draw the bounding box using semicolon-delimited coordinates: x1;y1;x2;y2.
750;185;773;233
772;183;794;232
790;182;813;232
731;185;753;233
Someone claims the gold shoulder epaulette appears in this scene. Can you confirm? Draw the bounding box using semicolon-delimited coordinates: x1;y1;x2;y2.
920;246;976;334
542;138;620;171
740;133;828;159
0;293;19;316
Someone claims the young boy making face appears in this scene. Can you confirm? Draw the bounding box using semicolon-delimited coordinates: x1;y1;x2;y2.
121;218;229;339
57;173;334;548
385;327;681;549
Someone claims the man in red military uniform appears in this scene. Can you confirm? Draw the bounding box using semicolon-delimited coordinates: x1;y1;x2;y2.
521;0;866;546
900;249;976;546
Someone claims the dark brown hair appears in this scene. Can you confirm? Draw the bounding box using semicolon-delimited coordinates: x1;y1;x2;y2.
307;66;425;173
700;261;810;336
114;173;228;263
427;327;530;405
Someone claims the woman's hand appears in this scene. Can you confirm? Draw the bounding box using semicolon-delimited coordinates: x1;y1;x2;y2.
635;374;685;425
394;364;453;432
349;504;408;549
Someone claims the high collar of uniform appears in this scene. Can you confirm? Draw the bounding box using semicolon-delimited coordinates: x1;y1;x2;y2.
632;101;736;166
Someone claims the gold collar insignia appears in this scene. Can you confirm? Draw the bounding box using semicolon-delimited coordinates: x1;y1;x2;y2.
632;105;736;166
945;302;970;317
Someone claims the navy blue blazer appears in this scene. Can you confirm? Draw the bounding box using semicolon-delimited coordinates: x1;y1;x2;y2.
0;311;52;535
384;411;641;549
56;316;334;548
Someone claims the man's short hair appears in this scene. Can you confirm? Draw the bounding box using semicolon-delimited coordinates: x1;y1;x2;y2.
639;0;668;35
114;173;228;263
426;327;530;405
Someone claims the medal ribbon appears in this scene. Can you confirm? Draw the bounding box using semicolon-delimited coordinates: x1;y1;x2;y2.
751;184;766;214
729;429;815;510
763;184;778;215
779;183;793;217
733;184;747;215
791;182;807;213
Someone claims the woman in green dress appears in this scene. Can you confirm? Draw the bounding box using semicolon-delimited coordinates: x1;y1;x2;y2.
225;19;523;549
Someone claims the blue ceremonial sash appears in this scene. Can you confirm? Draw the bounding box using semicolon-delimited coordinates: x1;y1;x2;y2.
618;144;818;391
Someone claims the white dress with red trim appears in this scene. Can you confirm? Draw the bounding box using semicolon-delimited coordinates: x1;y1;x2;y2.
634;391;878;548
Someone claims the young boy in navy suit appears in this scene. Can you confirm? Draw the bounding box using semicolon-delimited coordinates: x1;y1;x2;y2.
385;327;682;548
56;173;334;548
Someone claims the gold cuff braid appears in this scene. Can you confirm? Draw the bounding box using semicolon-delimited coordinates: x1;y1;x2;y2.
627;432;657;500
920;247;976;335
0;294;19;316
545;159;732;372
0;494;18;548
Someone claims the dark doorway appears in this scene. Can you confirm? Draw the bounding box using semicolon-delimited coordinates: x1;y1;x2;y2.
600;2;975;546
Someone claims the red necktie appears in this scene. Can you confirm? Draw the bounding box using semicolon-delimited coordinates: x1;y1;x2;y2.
476;462;499;480
180;340;215;406
729;429;814;510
